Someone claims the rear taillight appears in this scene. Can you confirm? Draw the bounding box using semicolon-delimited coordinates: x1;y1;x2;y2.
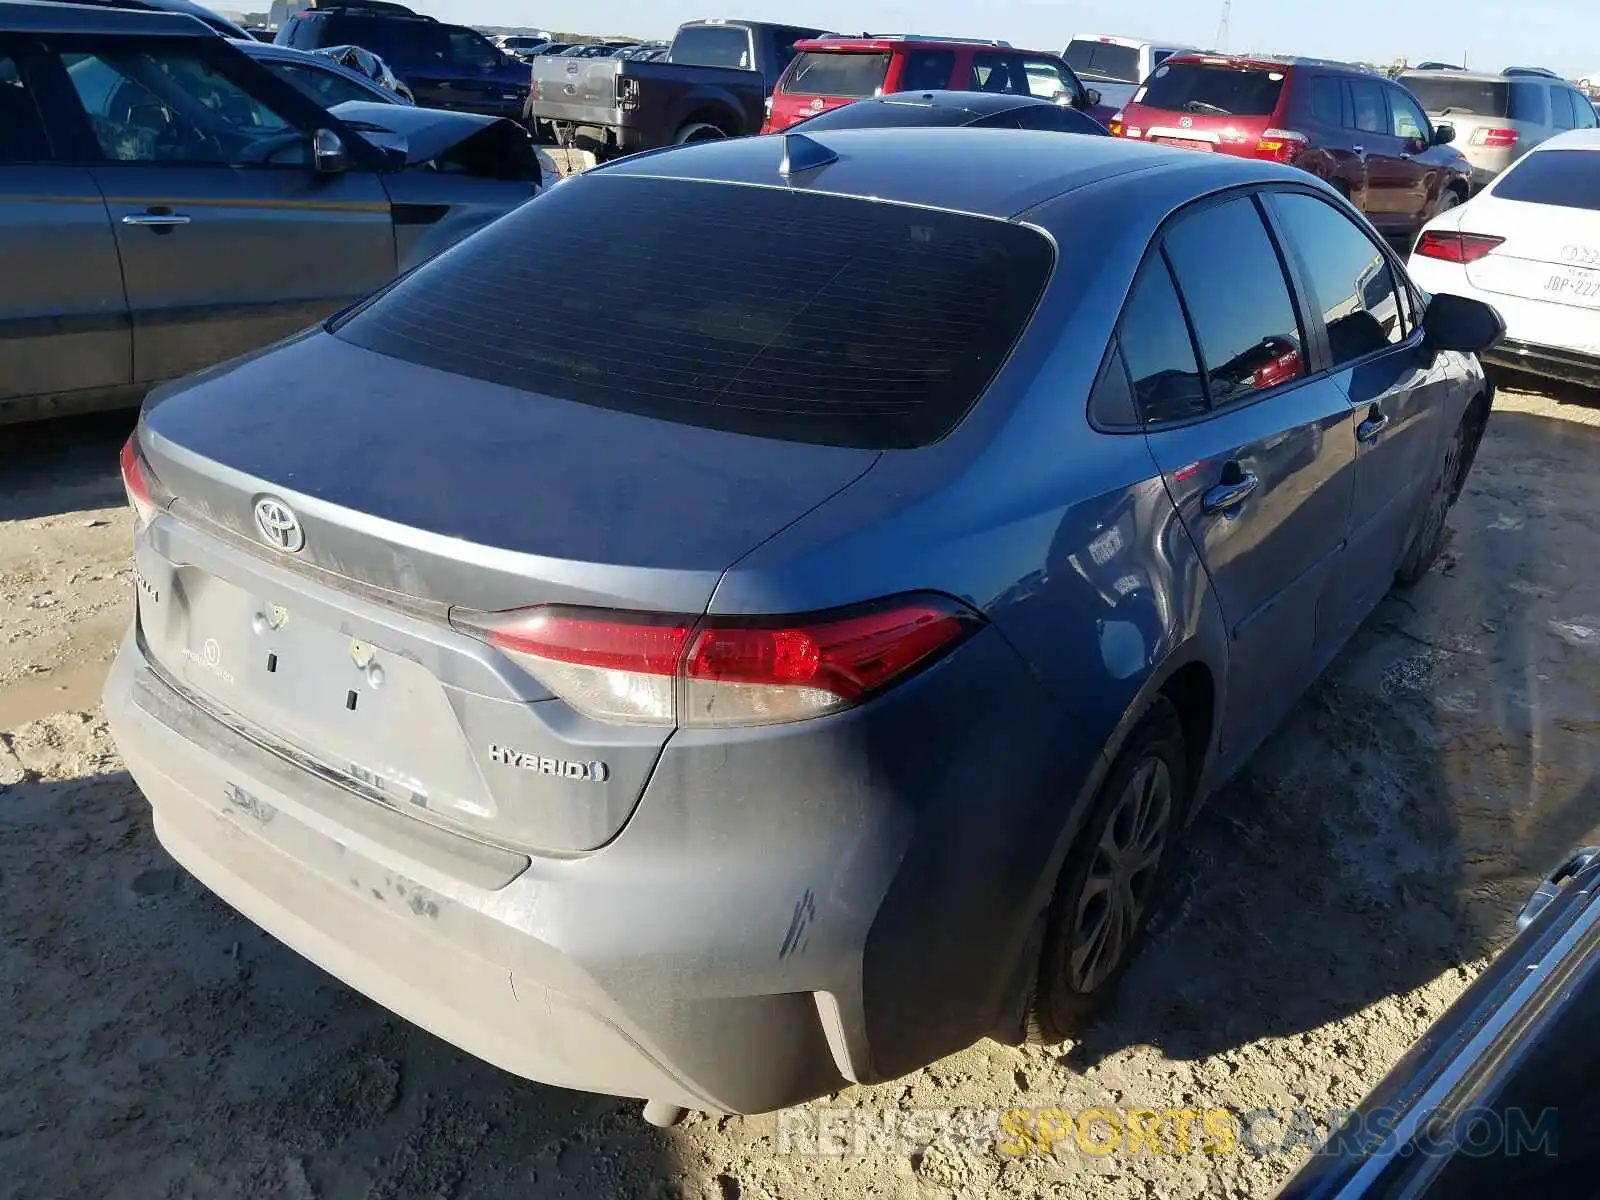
119;435;172;528
1254;128;1307;163
1473;126;1519;148
1108;110;1125;136
454;596;979;728
617;76;640;109
1415;230;1505;263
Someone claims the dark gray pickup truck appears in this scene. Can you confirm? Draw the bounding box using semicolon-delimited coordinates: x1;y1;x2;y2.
527;18;829;155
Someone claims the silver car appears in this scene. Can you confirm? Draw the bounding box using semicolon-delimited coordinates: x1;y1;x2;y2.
1399;66;1600;190
0;1;547;426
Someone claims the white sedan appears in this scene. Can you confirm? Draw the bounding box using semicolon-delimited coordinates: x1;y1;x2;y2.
1409;128;1600;388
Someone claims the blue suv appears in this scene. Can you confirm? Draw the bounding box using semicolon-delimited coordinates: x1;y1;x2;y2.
275;1;528;120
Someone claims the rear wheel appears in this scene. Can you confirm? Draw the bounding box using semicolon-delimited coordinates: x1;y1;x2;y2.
1432;187;1463;219
1030;698;1187;1042
676;122;727;144
1396;418;1467;587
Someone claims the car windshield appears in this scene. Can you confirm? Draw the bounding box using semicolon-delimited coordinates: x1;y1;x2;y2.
1400;75;1509;116
668;25;752;70
782;51;890;98
1494;149;1600;211
1064;40;1140;83
334;175;1055;450
1138;62;1284;116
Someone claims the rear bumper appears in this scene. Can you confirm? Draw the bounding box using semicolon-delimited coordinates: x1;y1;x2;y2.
105;614;1086;1111
1482;338;1600;387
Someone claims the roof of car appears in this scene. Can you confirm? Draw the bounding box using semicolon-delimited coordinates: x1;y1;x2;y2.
596;125;1309;220
794;34;1051;55
1163;51;1376;74
1401;68;1515;82
0;0;213;34
1537;129;1600;151
845;90;1069;118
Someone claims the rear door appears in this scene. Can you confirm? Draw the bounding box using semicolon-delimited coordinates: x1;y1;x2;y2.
1346;76;1407;231
0;37;131;415
38;34;395;386
1303;72;1371;212
1124;192;1357;765
1267;189;1447;635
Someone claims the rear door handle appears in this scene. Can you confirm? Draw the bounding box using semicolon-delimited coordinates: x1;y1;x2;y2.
1357;411;1391;443
1201;471;1259;514
1353;144;1365;157
122;213;190;228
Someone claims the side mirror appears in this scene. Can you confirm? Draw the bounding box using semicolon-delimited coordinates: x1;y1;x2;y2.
1084;87;1102;108
1422;291;1506;354
312;128;348;174
1433;123;1456;145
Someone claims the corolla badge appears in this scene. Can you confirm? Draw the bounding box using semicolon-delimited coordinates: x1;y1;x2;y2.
254;497;304;553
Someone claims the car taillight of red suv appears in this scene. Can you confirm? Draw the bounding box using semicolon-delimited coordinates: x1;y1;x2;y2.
1113;53;1301;162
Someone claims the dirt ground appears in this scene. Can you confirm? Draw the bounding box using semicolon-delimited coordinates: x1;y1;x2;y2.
5;381;1600;1200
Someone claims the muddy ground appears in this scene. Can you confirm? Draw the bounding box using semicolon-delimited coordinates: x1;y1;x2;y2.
4;382;1600;1200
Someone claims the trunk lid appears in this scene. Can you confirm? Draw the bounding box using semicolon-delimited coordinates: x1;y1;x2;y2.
1462;161;1600;311
135;332;878;853
1121;57;1286;157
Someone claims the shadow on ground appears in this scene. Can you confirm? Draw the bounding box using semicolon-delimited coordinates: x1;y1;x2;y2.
1078;409;1600;1065
0;411;135;523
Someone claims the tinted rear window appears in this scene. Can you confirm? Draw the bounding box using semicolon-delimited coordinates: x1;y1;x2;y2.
1399;75;1508;116
668;25;752;69
1138;62;1284;117
1494;149;1600;211
782;50;890;98
1064;40;1139;83
335;177;1054;449
318;16;496;67
793;99;972;130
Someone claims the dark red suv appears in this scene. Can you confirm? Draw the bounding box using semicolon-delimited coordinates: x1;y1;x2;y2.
762;35;1109;133
1112;54;1472;240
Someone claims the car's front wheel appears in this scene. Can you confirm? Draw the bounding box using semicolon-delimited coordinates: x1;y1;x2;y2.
1030;697;1188;1042
1396;416;1469;586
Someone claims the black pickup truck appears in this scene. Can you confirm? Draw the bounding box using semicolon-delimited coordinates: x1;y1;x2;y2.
527;18;829;155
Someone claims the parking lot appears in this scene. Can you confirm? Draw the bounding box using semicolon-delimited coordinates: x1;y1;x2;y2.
2;378;1598;1198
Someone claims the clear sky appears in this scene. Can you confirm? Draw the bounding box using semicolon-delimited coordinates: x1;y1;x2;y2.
409;0;1595;78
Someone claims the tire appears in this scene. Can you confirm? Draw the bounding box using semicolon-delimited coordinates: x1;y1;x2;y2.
1432;187;1463;219
1029;698;1188;1043
1396;418;1467;587
676;122;727;144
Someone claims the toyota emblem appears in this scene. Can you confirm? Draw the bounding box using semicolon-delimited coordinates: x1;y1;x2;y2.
1178;115;1193;128
254;497;304;553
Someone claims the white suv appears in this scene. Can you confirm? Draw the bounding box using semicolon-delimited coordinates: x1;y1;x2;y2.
1399;66;1598;191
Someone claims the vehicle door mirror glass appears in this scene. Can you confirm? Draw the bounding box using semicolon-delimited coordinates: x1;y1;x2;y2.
1433;122;1456;145
1422;291;1506;354
1084;87;1102;108
313;128;349;173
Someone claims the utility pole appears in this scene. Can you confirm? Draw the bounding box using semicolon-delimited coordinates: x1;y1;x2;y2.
1215;0;1231;51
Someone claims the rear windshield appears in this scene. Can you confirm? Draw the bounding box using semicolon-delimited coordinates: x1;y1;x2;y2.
1064;40;1139;83
668;25;752;70
318;16;501;68
1400;75;1508;116
793;100;971;130
781;50;890;98
1494;150;1600;211
334;177;1053;450
1138;62;1284;117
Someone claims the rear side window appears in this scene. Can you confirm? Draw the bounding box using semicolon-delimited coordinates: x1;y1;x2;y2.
335;177;1055;449
783;51;889;97
0;54;50;163
1162;196;1305;407
1508;81;1548;123
1118;257;1206;424
1269;192;1405;365
1348;79;1386;134
1400;76;1508;117
898;49;955;93
669;25;752;70
1309;76;1343;125
1138;62;1284;117
1494;150;1600;211
1551;86;1576;131
1573;92;1599;129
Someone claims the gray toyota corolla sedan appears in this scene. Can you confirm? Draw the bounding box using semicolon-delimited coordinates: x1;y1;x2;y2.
105;126;1504;1122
